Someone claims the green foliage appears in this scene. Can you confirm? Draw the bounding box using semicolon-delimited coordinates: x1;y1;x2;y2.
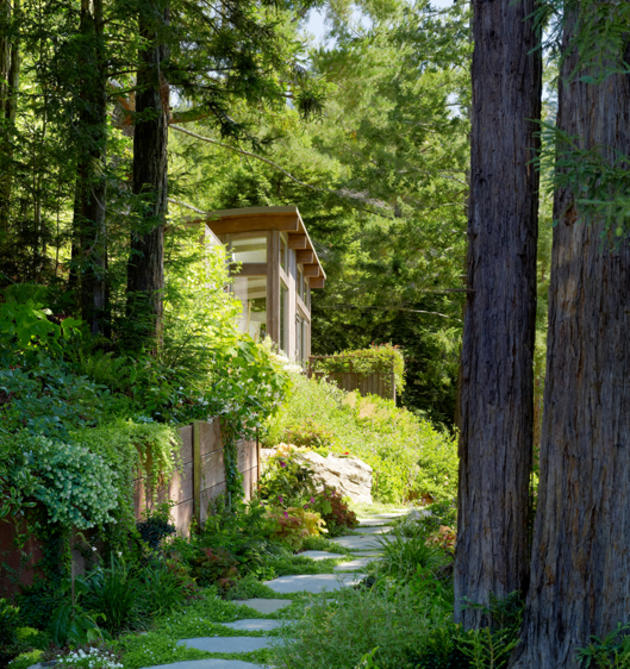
136;503;176;551
264;506;326;551
271;577;452;669
258;447;318;507
310;344;406;397
0;432;119;531
311;486;358;537
577;623;630;668
264;373;458;504
375;532;449;581
456;593;523;669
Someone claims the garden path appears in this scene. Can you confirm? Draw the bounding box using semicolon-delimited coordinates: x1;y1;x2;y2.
140;511;407;669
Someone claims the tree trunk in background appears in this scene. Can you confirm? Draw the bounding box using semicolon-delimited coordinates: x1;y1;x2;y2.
0;0;20;235
126;0;169;349
454;0;541;628
512;7;630;668
73;0;108;336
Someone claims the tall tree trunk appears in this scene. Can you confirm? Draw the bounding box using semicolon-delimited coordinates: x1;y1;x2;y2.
0;0;19;234
125;0;169;350
454;0;541;628
512;6;630;668
73;0;108;336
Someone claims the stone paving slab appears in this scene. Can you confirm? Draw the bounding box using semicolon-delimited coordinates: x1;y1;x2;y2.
351;526;392;535
357;517;392;526
298;550;345;560
140;661;266;669
221;618;293;632
233;598;292;614
264;572;361;594
333;556;377;571
330;534;390;551
177;637;282;653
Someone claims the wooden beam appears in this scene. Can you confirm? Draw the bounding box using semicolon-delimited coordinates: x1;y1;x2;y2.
288;233;308;249
309;277;325;289
230;262;267;276
207;214;299;235
303;264;321;277
295;249;314;265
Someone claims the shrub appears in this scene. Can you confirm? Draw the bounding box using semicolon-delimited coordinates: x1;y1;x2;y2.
257;446;318;507
265;506;325;551
264;373;457;504
309;344;406;398
271;578;451;669
310;486;358;537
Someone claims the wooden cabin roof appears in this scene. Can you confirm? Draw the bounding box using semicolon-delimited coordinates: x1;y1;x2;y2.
205;206;326;287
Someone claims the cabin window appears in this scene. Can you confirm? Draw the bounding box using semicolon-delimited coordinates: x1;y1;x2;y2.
280;282;289;354
229;235;267;264
298;267;305;301
233;275;267;340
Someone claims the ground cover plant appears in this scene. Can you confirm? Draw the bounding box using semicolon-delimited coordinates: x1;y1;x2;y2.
264;372;458;504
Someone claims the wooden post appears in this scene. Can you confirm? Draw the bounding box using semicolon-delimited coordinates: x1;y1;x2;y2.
192;420;201;526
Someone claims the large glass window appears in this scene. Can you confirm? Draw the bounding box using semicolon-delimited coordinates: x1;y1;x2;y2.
229;236;267;264
296;316;306;363
233;276;267;340
297;267;305;301
280;283;288;353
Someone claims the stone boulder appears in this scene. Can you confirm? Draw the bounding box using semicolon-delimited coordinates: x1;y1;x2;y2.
293;450;373;505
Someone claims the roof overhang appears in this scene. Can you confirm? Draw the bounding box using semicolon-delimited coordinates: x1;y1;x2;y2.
204;206;326;286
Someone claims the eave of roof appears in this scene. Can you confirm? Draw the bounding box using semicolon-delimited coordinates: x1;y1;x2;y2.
205;206;326;283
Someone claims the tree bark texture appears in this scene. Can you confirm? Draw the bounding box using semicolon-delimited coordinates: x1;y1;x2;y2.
126;0;169;348
73;0;108;336
0;0;19;234
512;6;630;668
454;0;541;628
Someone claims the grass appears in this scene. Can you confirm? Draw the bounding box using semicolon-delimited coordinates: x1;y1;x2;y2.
270;577;453;669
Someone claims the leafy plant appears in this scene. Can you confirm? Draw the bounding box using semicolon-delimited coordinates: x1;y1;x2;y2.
257;446;318;507
310;486;358;537
577;623;630;668
309;344;406;398
136;503;176;550
265;506;325;551
263;373;457;504
82;557;141;636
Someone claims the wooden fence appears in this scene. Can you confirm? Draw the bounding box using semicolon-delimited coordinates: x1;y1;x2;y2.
308;356;397;402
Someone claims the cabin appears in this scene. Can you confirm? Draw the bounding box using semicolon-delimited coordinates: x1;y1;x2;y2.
204;206;326;363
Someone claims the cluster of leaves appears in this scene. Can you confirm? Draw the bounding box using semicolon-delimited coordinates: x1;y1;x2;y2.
257;445;358;538
264;373;458;503
309;344;406;398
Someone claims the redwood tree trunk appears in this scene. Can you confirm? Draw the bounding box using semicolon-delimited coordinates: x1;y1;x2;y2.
454;0;541;627
73;0;108;336
126;0;169;349
512;6;630;667
0;0;19;235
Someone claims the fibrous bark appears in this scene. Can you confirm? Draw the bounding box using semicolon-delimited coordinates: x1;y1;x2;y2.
512;5;630;667
454;0;541;628
126;0;169;349
73;0;109;336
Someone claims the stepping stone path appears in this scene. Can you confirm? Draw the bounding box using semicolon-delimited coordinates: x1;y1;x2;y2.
140;510;409;669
